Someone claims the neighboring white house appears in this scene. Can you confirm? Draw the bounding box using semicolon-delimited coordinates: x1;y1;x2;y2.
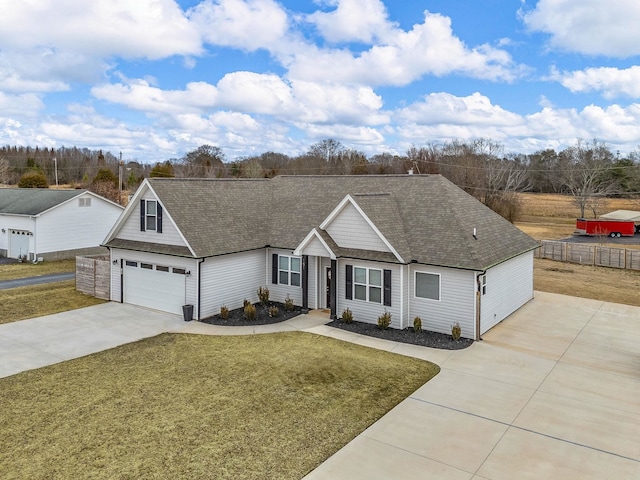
0;188;124;260
103;175;540;340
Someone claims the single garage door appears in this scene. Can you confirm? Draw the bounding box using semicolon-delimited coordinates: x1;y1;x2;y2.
123;261;187;315
9;230;31;259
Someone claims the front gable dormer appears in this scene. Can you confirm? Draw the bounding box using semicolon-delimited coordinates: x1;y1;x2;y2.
103;180;192;252
319;195;404;262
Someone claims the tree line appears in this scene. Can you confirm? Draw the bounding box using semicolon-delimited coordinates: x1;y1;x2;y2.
1;139;639;222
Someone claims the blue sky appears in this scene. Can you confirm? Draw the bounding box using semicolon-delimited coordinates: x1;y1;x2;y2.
2;0;640;163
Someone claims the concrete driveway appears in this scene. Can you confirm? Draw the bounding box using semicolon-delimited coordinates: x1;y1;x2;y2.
304;291;640;480
0;303;185;378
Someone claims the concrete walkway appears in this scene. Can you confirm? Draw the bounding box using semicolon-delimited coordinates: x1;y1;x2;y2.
1;293;639;479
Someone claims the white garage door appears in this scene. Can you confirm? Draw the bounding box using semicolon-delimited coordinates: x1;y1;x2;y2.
9;230;31;259
123;261;187;315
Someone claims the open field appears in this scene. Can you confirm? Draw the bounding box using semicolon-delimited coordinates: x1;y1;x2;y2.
0;281;105;324
0;332;439;480
0;258;75;282
516;193;640;241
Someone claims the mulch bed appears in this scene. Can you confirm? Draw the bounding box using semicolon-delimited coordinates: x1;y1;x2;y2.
202;302;473;350
200;302;306;326
327;319;473;350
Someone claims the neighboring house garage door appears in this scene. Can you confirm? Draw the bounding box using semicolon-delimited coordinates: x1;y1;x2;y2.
123;261;186;315
9;230;31;259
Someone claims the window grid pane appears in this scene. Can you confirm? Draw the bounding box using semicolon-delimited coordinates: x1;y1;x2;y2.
369;286;382;303
354;284;367;300
369;269;381;286
290;257;301;272
146;201;156;215
291;272;301;287
279;271;289;285
354;267;366;284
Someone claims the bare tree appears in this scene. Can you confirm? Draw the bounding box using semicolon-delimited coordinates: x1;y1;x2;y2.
0;156;10;185
178;145;225;178
307;139;343;163
560;139;617;218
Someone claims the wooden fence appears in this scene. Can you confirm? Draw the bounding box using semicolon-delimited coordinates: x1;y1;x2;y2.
76;255;110;300
535;240;640;271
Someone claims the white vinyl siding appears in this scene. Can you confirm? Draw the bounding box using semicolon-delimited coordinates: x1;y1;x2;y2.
200;249;265;319
409;265;475;339
337;259;401;329
35;194;122;255
117;190;187;247
268;249;303;306
325;203;391;252
303;235;333;257
110;248;197;316
480;252;534;335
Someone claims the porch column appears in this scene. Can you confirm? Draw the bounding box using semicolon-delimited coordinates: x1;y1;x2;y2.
302;255;308;310
330;259;337;319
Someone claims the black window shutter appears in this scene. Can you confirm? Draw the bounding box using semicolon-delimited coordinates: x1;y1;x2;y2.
345;264;353;300
139;200;145;231
383;269;392;306
272;254;278;284
157;203;163;233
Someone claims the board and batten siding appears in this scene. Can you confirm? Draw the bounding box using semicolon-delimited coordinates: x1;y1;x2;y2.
325;203;390;252
199;249;265;318
109;248;197;311
116;190;187;247
336;259;402;329
480;251;534;335
35;194;122;254
408;265;476;339
267;248;303;306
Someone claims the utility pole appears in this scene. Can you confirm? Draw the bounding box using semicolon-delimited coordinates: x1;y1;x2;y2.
53;157;58;186
119;152;123;205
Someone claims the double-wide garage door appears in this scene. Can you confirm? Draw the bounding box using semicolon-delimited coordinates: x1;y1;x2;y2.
123;260;187;315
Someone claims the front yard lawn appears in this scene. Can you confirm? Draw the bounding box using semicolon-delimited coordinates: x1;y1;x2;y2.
0;258;76;281
0;280;105;324
0;332;439;480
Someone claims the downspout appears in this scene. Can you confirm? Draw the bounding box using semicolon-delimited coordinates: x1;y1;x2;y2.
197;258;205;320
31;216;37;262
475;271;485;340
302;255;309;310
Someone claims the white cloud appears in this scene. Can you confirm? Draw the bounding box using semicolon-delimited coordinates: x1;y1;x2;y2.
522;0;640;57
0;92;45;116
288;11;522;86
189;0;288;51
396;92;522;126
306;0;394;44
0;0;201;59
551;66;640;99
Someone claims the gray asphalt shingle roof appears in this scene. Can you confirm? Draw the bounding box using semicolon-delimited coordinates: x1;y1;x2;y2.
135;175;538;271
0;188;85;215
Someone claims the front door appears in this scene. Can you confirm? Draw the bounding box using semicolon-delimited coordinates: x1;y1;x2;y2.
325;267;331;309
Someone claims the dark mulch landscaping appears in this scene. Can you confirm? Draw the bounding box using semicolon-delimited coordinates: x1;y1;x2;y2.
201;302;307;326
201;302;473;350
327;319;473;350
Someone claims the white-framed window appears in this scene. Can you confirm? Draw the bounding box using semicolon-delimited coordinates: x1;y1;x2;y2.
415;272;440;301
354;266;382;303
279;255;301;286
144;200;157;231
78;197;91;207
480;274;487;295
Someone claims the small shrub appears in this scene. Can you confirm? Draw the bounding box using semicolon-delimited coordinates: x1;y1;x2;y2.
451;322;462;341
413;316;422;333
219;305;229;319
243;298;251;308
284;295;295;312
341;308;353;324
377;310;391;330
257;286;270;306
244;303;257;321
268;306;279;317
18;171;48;188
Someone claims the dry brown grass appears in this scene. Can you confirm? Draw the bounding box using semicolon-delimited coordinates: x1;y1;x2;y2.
0;280;105;324
534;259;640;307
0;258;76;281
0;332;439;480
